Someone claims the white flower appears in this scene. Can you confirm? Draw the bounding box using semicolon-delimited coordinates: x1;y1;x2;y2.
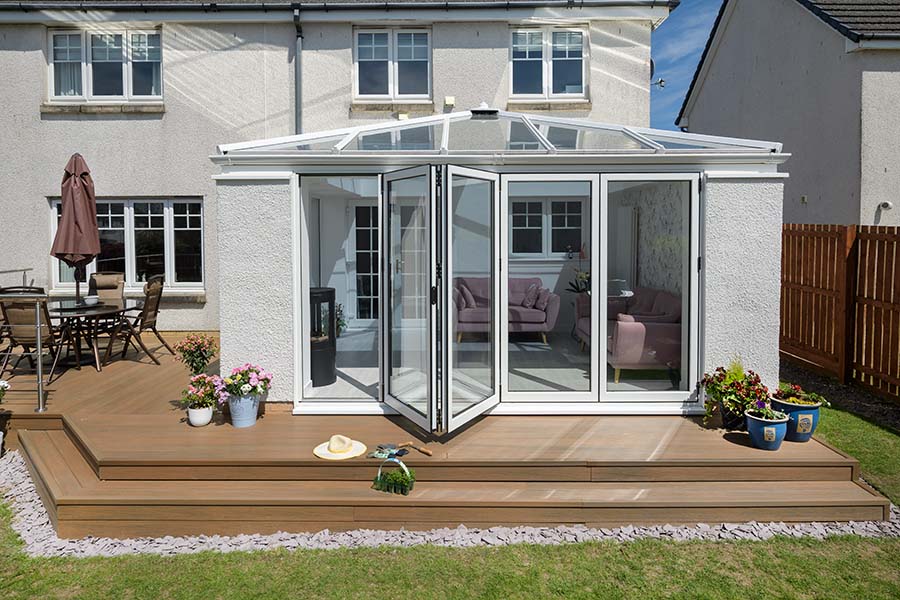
0;380;9;390
240;383;252;395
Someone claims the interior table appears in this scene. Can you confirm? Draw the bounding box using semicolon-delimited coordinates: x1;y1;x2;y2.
48;299;143;372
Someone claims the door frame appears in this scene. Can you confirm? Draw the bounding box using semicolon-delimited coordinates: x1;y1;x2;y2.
443;165;502;432
380;165;439;431
499;173;601;403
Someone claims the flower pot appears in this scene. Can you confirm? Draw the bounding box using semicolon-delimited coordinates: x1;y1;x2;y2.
771;398;821;442
745;410;788;451
719;401;746;431
228;394;260;428
187;406;213;427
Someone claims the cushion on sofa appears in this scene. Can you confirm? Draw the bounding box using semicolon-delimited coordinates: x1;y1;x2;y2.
535;287;551;311
452;288;464;309
460;284;477;308
522;283;539;308
508;306;547;324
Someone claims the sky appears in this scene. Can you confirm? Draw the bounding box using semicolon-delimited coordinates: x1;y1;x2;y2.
650;0;724;130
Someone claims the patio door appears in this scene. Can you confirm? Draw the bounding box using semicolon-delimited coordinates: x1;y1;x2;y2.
381;165;500;433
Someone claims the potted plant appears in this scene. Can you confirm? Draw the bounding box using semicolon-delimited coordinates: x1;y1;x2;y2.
174;333;218;376
372;458;416;495
0;379;8;403
771;382;829;443
745;398;789;451
180;374;224;427
220;364;273;428
335;304;347;337
700;359;769;431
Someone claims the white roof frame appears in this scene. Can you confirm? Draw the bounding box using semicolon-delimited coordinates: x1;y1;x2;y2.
215;107;784;161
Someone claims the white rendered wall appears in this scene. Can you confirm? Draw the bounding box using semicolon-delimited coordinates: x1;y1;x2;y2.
0;22;295;329
681;0;861;225
861;69;900;226
702;178;784;390
216;180;295;404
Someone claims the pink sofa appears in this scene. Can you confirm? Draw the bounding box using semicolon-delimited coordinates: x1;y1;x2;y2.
605;288;682;383
453;277;560;343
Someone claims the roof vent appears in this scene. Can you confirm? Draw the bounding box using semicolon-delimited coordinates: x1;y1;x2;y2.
471;102;499;120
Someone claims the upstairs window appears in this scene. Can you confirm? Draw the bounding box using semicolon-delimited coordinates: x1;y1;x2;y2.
49;29;163;101
355;29;431;100
510;27;587;99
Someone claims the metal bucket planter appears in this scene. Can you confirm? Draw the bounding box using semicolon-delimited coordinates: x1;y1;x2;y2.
771;398;821;442
228;394;261;428
745;410;788;451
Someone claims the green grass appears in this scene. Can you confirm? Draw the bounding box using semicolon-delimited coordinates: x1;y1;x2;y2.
814;406;900;503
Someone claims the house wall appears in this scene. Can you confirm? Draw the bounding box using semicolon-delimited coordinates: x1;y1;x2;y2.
216;179;296;404
703;178;784;390
0;22;295;329
300;19;652;132
681;0;862;225
860;68;900;226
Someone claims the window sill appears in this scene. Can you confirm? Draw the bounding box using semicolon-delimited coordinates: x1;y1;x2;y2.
41;103;166;115
506;100;592;112
350;101;435;114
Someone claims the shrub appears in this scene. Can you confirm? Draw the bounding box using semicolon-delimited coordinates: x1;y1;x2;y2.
174;334;218;376
700;358;769;424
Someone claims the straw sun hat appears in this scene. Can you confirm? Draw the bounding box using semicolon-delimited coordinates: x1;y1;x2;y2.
313;434;367;460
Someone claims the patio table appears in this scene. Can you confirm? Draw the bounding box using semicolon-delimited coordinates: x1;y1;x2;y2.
48;299;143;372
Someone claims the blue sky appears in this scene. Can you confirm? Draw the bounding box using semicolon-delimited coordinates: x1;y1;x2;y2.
650;0;723;130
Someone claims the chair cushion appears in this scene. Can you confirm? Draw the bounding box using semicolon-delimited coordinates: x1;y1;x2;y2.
458;307;490;323
508;306;546;324
521;283;539;308
460;285;477;309
535;287;551;311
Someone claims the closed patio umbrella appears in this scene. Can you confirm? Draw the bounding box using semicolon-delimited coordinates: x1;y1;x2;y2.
50;154;100;303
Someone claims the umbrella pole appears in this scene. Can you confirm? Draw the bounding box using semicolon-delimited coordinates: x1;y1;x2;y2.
74;265;85;303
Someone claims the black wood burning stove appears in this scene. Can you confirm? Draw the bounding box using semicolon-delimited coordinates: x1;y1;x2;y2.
309;287;337;387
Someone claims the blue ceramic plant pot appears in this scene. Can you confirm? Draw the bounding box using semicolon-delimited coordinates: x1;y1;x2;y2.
771;398;821;443
745;411;788;451
228;394;260;428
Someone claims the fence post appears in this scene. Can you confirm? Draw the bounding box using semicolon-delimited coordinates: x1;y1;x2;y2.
836;225;858;384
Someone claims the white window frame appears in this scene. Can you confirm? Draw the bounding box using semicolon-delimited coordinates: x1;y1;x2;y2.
508;26;589;101
508;197;587;259
47;28;163;103
353;28;431;101
49;199;203;293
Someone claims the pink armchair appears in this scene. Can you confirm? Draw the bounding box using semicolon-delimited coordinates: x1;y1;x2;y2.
606;288;682;383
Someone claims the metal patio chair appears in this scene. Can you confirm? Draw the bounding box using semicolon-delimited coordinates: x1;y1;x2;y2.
0;294;71;383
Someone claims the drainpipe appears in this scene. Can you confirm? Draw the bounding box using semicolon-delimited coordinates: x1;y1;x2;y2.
293;8;303;135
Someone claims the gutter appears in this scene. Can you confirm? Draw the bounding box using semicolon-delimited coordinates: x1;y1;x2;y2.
294;7;302;135
1;1;681;11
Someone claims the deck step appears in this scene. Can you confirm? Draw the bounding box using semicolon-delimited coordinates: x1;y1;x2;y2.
19;429;890;539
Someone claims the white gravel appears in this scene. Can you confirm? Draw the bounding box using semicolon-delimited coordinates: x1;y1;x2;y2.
1;449;898;558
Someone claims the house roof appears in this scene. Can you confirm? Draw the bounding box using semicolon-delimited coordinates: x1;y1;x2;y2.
675;0;900;128
214;106;783;166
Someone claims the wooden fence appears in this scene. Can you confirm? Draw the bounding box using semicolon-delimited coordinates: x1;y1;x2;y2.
780;224;900;401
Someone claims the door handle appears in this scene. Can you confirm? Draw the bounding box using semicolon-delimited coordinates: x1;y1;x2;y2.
430;286;438;305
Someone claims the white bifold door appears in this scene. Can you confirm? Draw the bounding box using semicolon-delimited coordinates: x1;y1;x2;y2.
381;165;500;434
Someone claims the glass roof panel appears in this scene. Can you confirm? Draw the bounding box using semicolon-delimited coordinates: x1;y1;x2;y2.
537;122;648;151
642;133;767;151
447;115;545;152
347;122;443;152
253;135;346;153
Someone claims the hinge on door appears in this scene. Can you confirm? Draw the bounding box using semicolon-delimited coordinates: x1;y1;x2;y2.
431;286;438;305
435;167;443;187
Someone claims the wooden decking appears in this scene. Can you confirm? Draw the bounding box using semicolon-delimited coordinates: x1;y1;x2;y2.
1;343;890;538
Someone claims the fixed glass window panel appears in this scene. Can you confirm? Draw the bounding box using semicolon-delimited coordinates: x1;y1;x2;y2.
90;34;124;96
173;202;203;283
95;202;127;277
52;33;82;96
396;32;428;96
606;180;691;393
133;202;166;282
511;200;543;254
508;121;542;150
357;32;390;95
54;204;76;283
355;205;379;320
511;30;543;95
551;31;583;94
131;33;162;96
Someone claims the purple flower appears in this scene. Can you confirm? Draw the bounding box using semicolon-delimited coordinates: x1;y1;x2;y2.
755;399;767;410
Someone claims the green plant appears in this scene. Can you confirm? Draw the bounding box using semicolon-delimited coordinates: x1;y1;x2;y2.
700;358;770;425
173;334;218;376
372;466;416;495
773;382;830;407
745;398;787;421
0;379;8;403
336;303;347;336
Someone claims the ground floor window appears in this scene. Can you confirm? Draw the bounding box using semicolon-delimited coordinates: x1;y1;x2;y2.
52;198;204;290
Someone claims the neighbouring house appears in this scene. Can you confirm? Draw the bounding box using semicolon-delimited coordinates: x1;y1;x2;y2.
1;0;789;432
676;0;900;226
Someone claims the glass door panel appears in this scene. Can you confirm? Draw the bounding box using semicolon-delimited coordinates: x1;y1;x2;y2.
382;166;436;431
444;166;500;431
